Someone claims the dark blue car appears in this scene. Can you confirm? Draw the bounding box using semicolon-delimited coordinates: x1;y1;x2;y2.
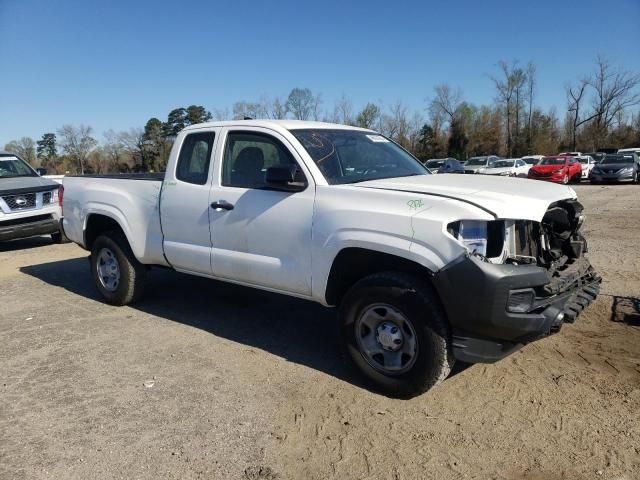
425;158;464;174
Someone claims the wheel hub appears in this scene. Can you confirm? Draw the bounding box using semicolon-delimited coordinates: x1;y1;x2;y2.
354;303;418;374
96;247;120;292
376;322;403;351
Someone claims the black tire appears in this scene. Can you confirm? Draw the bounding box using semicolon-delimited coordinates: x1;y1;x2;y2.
90;231;146;305
338;272;454;398
51;230;70;244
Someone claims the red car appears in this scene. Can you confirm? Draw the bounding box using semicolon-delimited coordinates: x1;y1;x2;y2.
527;155;582;184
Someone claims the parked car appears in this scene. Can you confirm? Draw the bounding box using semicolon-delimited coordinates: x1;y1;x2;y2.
590;153;639;184
476;158;531;177
582;152;606;164
617;147;640;156
425;158;464;174
576;155;596;179
558;151;582;157
463;155;502;174
0;152;65;243
528;155;582;184
521;155;544;166
62;120;600;397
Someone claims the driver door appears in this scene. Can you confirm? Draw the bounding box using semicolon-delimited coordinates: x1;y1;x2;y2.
208;127;314;295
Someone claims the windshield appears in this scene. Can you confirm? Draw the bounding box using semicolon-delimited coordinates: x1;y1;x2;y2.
578;157;590;164
491;160;514;168
601;155;634;165
540;157;566;166
0;156;37;178
290;129;428;184
426;160;445;169
522;157;538;165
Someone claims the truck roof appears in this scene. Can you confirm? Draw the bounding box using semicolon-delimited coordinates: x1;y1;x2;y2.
182;119;374;133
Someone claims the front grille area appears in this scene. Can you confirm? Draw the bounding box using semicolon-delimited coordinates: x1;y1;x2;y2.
2;193;36;210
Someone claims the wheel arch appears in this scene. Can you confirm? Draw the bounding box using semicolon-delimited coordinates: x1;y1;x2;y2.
324;247;437;306
84;212;132;252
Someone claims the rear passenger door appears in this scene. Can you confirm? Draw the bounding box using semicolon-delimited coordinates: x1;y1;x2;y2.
208;127;314;295
161;128;219;275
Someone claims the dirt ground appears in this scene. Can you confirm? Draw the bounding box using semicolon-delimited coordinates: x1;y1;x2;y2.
1;184;639;480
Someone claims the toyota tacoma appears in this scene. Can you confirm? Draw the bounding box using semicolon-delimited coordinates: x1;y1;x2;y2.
61;121;601;397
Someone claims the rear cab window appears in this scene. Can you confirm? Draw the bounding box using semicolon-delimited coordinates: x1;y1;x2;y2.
176;131;216;185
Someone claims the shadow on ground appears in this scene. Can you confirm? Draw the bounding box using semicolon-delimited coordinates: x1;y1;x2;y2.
21;257;480;394
0;236;54;252
21;257;366;389
609;295;640;326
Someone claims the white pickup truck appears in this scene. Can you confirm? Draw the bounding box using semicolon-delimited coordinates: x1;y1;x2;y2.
62;120;600;397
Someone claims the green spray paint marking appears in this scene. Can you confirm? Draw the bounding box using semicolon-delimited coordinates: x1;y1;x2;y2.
407;199;424;210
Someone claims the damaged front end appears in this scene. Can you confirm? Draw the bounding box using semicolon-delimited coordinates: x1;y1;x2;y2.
506;199;601;323
435;199;601;363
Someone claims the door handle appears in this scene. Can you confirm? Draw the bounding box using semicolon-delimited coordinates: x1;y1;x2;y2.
210;201;234;211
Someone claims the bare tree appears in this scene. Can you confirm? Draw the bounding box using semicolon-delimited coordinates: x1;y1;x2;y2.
233;101;267;120
266;96;287;119
3;137;37;165
492;60;517;156
332;94;354;125
57;124;97;174
430;84;463;123
588;55;640;146
566;79;589;150
526;62;537;152
285;88;321;120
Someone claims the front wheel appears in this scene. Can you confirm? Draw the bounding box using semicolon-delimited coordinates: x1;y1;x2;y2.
90;232;146;305
338;272;454;398
563;174;569;185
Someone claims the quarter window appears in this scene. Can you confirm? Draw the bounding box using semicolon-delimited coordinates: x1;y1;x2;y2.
176;131;215;185
222;131;305;189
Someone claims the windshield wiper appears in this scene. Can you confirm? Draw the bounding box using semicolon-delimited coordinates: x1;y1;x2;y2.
347;173;424;184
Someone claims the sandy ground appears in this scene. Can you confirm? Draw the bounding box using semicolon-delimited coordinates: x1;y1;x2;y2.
1;184;639;480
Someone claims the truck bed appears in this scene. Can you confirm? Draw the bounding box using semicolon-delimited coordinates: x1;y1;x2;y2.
62;174;168;266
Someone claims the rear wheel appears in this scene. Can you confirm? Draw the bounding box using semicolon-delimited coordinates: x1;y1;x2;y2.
338;272;454;398
90;232;146;305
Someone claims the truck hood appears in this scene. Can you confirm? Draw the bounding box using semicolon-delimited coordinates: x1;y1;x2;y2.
354;174;577;221
0;175;59;194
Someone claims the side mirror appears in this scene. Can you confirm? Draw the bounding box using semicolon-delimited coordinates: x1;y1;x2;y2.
36;167;48;176
265;165;306;192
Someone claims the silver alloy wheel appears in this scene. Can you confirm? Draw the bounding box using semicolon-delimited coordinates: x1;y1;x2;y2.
96;247;120;292
355;303;418;374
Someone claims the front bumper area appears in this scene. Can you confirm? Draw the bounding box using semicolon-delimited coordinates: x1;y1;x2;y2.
0;214;60;241
432;254;601;363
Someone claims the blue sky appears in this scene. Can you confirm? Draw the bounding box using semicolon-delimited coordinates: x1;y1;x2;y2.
1;0;639;146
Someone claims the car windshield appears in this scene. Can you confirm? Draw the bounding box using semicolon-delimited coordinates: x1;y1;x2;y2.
601;155;634;165
426;160;445;169
465;157;487;166
491;160;514;168
0;156;37;178
522;157;538;164
540;157;566;165
578;157;590;164
290;129;428;184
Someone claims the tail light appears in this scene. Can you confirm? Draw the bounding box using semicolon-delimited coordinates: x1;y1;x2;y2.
58;185;64;209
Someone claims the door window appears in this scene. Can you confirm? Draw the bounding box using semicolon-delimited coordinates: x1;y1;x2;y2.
222;131;305;189
176;131;216;185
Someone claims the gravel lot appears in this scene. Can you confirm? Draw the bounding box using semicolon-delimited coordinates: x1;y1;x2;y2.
1;183;639;480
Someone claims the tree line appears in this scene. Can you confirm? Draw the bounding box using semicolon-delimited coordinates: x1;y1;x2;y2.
4;56;639;174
